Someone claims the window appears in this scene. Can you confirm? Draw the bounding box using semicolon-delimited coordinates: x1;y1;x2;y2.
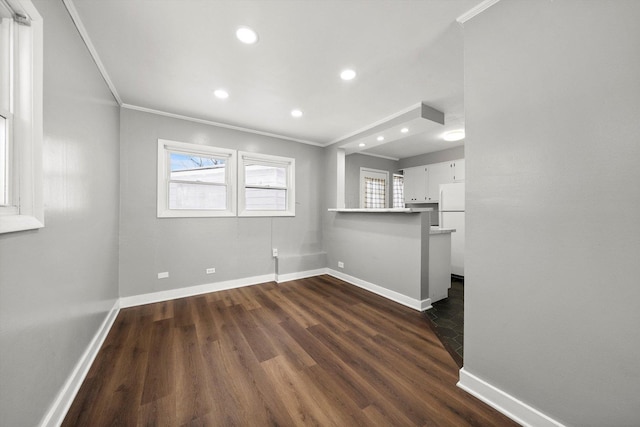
0;113;8;207
0;0;43;234
393;174;404;208
157;139;236;217
238;151;295;217
359;167;388;209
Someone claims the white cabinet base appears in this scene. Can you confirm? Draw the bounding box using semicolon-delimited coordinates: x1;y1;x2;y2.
428;232;452;303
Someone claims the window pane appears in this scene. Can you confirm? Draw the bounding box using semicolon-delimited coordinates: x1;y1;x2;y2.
169;182;226;210
393;175;404;208
0;115;6;206
170;152;226;183
245;164;286;187
364;177;386;208
245;188;286;211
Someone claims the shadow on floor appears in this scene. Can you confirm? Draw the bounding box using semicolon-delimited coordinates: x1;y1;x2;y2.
424;277;464;368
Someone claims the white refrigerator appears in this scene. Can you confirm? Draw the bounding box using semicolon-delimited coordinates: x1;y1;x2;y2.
439;182;465;277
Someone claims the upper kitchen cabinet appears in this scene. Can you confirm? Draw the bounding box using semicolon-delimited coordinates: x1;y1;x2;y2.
427;162;452;202
403;159;464;203
403;166;428;203
452;159;465;182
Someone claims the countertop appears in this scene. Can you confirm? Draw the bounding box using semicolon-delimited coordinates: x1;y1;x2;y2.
429;226;456;235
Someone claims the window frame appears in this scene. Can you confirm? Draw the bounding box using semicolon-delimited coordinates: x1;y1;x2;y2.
0;110;13;210
359;167;389;209
238;151;295;217
157;139;237;218
393;173;405;208
0;1;44;234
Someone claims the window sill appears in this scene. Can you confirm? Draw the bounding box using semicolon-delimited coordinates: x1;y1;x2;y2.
0;214;44;234
239;210;295;217
157;210;236;218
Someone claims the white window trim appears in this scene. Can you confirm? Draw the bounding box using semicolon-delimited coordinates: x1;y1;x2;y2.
0;0;44;234
238;151;295;217
359;167;389;209
393;173;404;208
157;139;237;218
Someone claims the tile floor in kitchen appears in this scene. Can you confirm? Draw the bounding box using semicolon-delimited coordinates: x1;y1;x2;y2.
424;277;464;367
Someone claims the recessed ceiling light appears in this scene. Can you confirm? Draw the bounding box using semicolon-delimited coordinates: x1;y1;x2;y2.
359;143;366;147
340;69;357;81
236;26;258;44
401;128;409;133
376;136;385;142
291;109;303;118
443;129;465;141
214;89;229;99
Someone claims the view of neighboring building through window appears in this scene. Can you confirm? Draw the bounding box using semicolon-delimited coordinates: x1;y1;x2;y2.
393;174;404;208
244;163;287;211
239;152;295;217
169;152;227;210
157;140;237;217
158;141;296;218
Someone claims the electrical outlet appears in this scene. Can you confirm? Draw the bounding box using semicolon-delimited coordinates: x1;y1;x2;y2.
158;272;169;279
206;268;216;274
338;261;344;268
272;248;278;257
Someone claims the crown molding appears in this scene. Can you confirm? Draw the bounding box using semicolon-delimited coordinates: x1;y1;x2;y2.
456;0;501;24
122;104;325;147
62;0;122;105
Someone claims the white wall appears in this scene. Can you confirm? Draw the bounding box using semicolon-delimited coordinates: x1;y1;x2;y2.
119;108;325;297
463;1;640;425
0;1;120;425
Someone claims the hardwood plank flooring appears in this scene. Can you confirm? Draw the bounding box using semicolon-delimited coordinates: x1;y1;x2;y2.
63;275;517;426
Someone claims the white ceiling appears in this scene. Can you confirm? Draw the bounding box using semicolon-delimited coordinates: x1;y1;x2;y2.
69;0;480;158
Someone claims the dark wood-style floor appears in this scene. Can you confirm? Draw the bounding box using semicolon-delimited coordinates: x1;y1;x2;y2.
63;275;517;426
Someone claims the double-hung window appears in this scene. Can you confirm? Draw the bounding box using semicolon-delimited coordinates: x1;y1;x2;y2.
0;112;9;208
0;0;43;234
157;139;236;217
238;151;295;217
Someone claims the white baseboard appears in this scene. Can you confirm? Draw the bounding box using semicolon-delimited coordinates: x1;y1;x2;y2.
39;269;430;426
39;300;120;427
326;269;430;312
119;273;276;308
276;268;328;283
457;368;565;427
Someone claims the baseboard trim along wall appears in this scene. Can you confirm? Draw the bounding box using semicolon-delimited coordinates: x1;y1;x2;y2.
42;269;431;425
327;269;431;311
457;368;566;427
275;268;329;284
119;273;276;308
39;300;121;427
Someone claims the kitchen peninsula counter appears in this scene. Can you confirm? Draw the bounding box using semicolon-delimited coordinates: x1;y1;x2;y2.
325;209;453;309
